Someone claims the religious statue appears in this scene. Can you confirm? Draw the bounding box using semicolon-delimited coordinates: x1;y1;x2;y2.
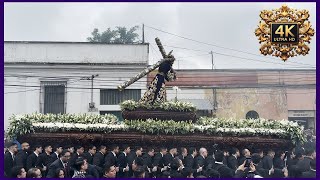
118;37;176;104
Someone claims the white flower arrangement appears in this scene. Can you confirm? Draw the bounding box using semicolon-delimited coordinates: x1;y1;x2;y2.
32;123;129;131
120;100;196;112
7;113;306;144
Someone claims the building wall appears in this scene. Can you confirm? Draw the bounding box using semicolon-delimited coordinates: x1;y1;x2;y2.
215;88;288;120
4;42;149;130
161;69;316;125
4;42;149;64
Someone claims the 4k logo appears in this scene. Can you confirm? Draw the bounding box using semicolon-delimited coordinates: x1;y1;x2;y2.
255;5;314;61
271;23;298;43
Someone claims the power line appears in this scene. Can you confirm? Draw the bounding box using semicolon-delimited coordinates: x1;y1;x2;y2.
163;44;315;68
144;24;316;68
4;88;40;94
8;77;316;85
4;72;316;87
163;44;209;53
212;51;316;68
4;71;316;79
4;88;315;95
175;53;210;59
5;84;315;90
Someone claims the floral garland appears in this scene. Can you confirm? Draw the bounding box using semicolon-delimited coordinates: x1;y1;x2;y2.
6;114;306;144
22;113;118;124
6;113;119;139
120;100;196;112
32;123;128;133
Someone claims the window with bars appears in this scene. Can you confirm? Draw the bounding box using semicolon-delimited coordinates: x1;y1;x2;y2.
100;89;141;105
40;81;67;114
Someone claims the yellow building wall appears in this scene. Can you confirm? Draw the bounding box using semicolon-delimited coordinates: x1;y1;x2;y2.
214;88;288;120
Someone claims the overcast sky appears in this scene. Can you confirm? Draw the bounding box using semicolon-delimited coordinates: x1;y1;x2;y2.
4;2;316;69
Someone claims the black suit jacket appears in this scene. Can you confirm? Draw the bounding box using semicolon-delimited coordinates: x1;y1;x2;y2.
212;163;234;178
128;152;142;177
142;153;154;168
93;151;105;168
194;155;207;176
296;157;313;173
262;155;273;170
36;152;51;168
4;152;15;177
127;152;138;166
117;152;129;177
163;153;175;166
287;157;299;177
227;155;238;171
301;170;316;178
46;158;64;178
153;153;165;168
205;155;215;169
86;164;100;178
184;155;196;169
287;157;298;167
83;152;94;165
194;155;206;168
177;154;186;165
49;152;59;164
273;157;285;169
169;170;183;178
15;150;28;169
68;152;81;169
238;156;246;166
104;152;118;167
256;161;270;178
36;152;51;176
223;156;228;165
93;151;105;175
26;152;39;170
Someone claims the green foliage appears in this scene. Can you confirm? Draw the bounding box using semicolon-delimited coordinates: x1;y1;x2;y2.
6;113;306;145
87;26;139;43
6;113;119;139
196;117;306;144
6;115;35;140
125;119;195;135
21;113;119;124
120;100;197;112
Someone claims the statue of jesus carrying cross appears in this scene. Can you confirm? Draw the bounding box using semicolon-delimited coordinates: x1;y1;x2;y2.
118;37;176;105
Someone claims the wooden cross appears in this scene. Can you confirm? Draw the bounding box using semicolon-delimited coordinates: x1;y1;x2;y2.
117;38;175;91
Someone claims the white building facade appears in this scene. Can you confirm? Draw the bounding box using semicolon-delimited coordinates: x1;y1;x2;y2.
4;41;149;130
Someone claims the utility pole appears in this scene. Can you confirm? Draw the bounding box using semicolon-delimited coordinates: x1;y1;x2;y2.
210;51;215;70
81;74;99;110
142;23;145;43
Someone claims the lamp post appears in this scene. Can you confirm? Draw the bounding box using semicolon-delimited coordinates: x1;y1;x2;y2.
172;86;181;102
80;74;99;110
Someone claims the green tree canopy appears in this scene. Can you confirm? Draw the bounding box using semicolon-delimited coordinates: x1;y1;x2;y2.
87;26;139;43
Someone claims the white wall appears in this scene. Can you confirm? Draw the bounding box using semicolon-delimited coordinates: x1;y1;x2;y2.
4;42;148;64
4;42;149;130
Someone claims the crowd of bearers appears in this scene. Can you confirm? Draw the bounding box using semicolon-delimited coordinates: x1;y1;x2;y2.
4;136;316;178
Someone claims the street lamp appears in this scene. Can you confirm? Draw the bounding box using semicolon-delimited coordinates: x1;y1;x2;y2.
172;86;181;102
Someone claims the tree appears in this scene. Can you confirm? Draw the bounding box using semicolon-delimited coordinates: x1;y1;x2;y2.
87;26;140;43
87;28;99;42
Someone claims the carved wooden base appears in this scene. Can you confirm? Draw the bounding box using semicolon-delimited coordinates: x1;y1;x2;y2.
18;131;293;152
122;109;197;122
